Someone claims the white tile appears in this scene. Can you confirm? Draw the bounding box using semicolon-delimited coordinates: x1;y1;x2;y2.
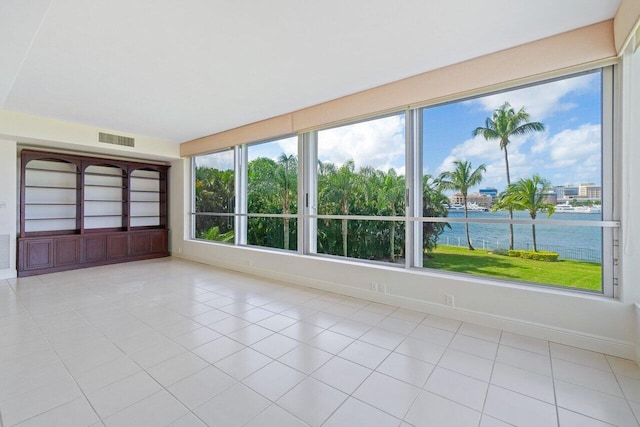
194;383;271;426
73;356;142;393
619;375;640;402
377;316;419;335
449;334;498;360
458;322;502;343
491;362;555;403
359;328;405;350
389;308;427;324
192;335;245;363
424;367;488;411
104;390;188;426
14;397;99;427
496;345;552;376
324;397;401;427
191;308;231;326
171;327;221;349
500;331;549;355
376;352;434;387
312;356;372;394
215;347;272;380
354;372;421;419
86;371;160;418
395;336;447;364
146;351;208;387
280;322;324;343
405;390;481;427
550;342;610;371
307;329;354;354
278;377;347;426
245;404;308;427
238;307;275;323
348;309;386;326
129;339;185;368
168;366;236;409
329;319;371;338
338;340;391;369
420;315;462;332
257;314;298;331
438;348;494;382
555;380;637;426
251;333;300;358
167;412;207;426
209;315;252;334
363;302;396;316
278;343;332;374
243;361;306;401
227;324;274;345
484;385;557;427
479;415;513;427
553;358;622;397
557;408;616;427
410;324;454;346
0;360;70;401
607;355;640;380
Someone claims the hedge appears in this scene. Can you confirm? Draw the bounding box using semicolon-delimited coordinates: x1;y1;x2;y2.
507;250;559;262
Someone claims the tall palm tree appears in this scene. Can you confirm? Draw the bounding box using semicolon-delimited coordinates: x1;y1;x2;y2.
439;160;486;250
376;169;405;262
473;102;544;249
277;154;297;250
495;174;555;252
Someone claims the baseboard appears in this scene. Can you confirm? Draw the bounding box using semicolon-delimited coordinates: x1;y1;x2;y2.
0;268;17;280
173;253;637;360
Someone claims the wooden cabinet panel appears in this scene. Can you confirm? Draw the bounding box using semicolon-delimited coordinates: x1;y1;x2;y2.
84;235;106;262
149;230;167;253
107;234;129;259
24;239;53;270
130;233;150;256
55;238;80;266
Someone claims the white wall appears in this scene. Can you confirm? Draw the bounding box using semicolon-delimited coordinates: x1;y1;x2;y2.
0;139;17;279
170;45;640;360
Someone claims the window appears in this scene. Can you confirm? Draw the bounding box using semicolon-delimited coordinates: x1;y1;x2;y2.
316;114;406;262
419;69;613;293
247;136;298;251
193;149;235;243
190;68;617;295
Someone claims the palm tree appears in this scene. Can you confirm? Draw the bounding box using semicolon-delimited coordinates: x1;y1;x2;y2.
439;160;486;250
277;154;297;250
376;169;405;262
473;102;544;249
494;174;555;252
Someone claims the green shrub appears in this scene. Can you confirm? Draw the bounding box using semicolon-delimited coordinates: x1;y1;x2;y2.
490;249;510;256
508;250;558;262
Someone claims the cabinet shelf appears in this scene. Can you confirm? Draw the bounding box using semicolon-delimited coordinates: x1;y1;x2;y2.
25;185;77;190
26;203;79;206
84;184;127;189
84;171;126;178
26;167;79;175
26;217;78;221
84;199;126;202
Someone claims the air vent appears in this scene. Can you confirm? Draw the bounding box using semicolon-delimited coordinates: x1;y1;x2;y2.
98;132;135;147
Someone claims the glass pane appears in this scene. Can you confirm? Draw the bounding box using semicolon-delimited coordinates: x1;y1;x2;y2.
423;221;602;291
194;150;235;214
421;71;603;289
317;114;406;260
195;214;234;243
248;217;297;251
317;219;405;263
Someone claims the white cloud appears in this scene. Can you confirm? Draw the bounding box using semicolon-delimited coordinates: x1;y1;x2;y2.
467;72;597;121
195;150;234;170
317;114;405;173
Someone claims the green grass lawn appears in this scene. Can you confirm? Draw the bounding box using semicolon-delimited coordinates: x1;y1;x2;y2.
424;245;602;291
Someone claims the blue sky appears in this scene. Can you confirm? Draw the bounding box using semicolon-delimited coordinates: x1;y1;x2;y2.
198;70;603;196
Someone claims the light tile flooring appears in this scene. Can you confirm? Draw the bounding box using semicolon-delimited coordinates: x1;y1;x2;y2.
1;258;640;426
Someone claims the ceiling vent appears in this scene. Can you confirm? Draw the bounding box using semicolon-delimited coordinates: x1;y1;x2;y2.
98;132;135;147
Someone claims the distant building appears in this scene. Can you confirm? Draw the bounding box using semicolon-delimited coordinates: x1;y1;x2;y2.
479;188;498;201
579;183;601;199
555;185;579;201
450;192;492;208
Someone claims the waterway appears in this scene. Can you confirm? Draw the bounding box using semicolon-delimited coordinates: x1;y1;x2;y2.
438;210;603;262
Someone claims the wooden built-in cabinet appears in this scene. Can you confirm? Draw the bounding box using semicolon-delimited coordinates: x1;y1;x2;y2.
18;150;170;276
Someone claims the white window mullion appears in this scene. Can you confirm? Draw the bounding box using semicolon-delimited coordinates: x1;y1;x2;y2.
302;131;318;255
235;145;248;246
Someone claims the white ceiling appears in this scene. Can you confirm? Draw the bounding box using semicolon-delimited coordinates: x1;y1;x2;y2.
0;0;621;143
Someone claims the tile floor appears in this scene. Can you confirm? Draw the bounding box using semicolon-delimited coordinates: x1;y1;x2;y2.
1;258;640;426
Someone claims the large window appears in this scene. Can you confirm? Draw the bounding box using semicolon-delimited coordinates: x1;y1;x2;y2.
193;149;235;243
190;68;618;296
247;136;298;251
420;70;612;293
316;114;406;262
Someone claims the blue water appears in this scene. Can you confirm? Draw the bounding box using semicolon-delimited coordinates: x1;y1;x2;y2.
437;211;602;262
